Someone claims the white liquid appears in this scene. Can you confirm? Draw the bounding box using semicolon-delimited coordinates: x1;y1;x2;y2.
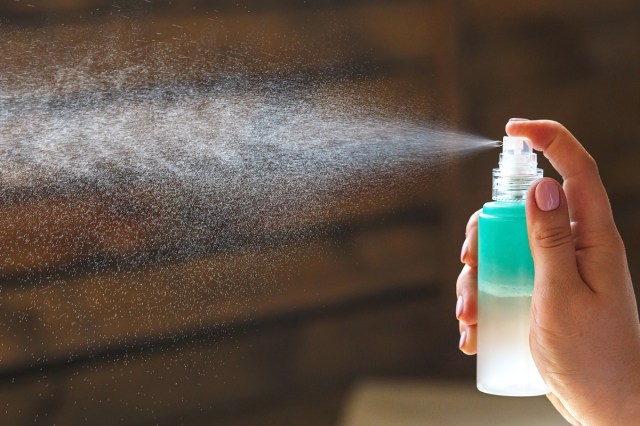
477;289;549;396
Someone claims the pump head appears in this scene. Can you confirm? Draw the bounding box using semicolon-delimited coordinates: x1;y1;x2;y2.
492;136;543;200
502;136;532;155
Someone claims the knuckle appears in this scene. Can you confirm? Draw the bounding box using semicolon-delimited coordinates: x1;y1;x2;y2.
465;209;480;237
455;265;467;291
455;268;465;294
534;226;573;249
549;120;564;132
583;153;599;174
456;265;476;294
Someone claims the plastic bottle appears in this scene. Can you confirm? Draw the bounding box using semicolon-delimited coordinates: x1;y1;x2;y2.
476;136;549;396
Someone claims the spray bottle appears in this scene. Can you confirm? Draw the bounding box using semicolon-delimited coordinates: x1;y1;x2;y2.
477;136;549;396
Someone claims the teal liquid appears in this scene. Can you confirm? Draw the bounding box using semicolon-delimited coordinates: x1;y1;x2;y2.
477;201;548;396
479;202;533;297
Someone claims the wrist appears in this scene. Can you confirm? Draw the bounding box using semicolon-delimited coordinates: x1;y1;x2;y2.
590;385;640;426
617;349;640;425
620;378;640;425
590;349;640;425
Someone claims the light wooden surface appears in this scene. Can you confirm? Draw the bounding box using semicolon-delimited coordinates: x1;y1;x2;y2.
341;380;569;426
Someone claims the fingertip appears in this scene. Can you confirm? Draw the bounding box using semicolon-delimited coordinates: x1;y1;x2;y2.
463;210;480;269
465;209;481;238
458;329;467;349
456;265;478;325
505;117;547;135
460;239;469;264
505;119;562;149
459;324;477;355
526;177;568;223
533;178;561;212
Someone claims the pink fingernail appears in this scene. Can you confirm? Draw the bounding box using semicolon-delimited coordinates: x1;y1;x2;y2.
535;180;560;211
459;329;467;349
456;295;464;319
460;239;469;263
509;118;529;121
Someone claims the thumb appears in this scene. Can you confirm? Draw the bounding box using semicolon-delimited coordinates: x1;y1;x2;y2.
526;178;583;303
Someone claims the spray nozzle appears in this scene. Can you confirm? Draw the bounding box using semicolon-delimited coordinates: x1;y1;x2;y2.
498;136;537;173
492;136;543;200
502;136;532;156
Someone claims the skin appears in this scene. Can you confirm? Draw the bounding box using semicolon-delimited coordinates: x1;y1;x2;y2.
456;120;640;425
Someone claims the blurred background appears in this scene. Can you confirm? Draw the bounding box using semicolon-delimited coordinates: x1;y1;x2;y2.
0;1;639;425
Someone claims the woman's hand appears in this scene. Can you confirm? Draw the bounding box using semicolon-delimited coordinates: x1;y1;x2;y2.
456;119;640;425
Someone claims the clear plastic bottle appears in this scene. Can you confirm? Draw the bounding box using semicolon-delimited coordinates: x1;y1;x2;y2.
476;136;549;396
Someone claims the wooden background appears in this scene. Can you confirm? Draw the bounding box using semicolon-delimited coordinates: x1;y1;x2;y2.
0;1;639;424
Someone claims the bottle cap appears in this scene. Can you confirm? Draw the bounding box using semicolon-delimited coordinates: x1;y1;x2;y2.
492;136;543;200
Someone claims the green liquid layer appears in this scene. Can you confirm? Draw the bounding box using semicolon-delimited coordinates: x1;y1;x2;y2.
478;201;534;297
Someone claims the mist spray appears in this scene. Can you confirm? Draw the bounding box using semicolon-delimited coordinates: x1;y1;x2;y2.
477;136;549;396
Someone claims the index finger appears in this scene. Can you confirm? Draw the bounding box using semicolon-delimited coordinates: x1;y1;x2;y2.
505;119;615;231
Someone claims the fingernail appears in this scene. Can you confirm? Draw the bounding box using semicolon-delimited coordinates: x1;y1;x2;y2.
460;239;469;263
509;118;529;121
459;329;467;349
456;295;464;319
535;180;560;211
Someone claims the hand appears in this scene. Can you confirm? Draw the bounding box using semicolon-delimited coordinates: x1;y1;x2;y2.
456;119;640;425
